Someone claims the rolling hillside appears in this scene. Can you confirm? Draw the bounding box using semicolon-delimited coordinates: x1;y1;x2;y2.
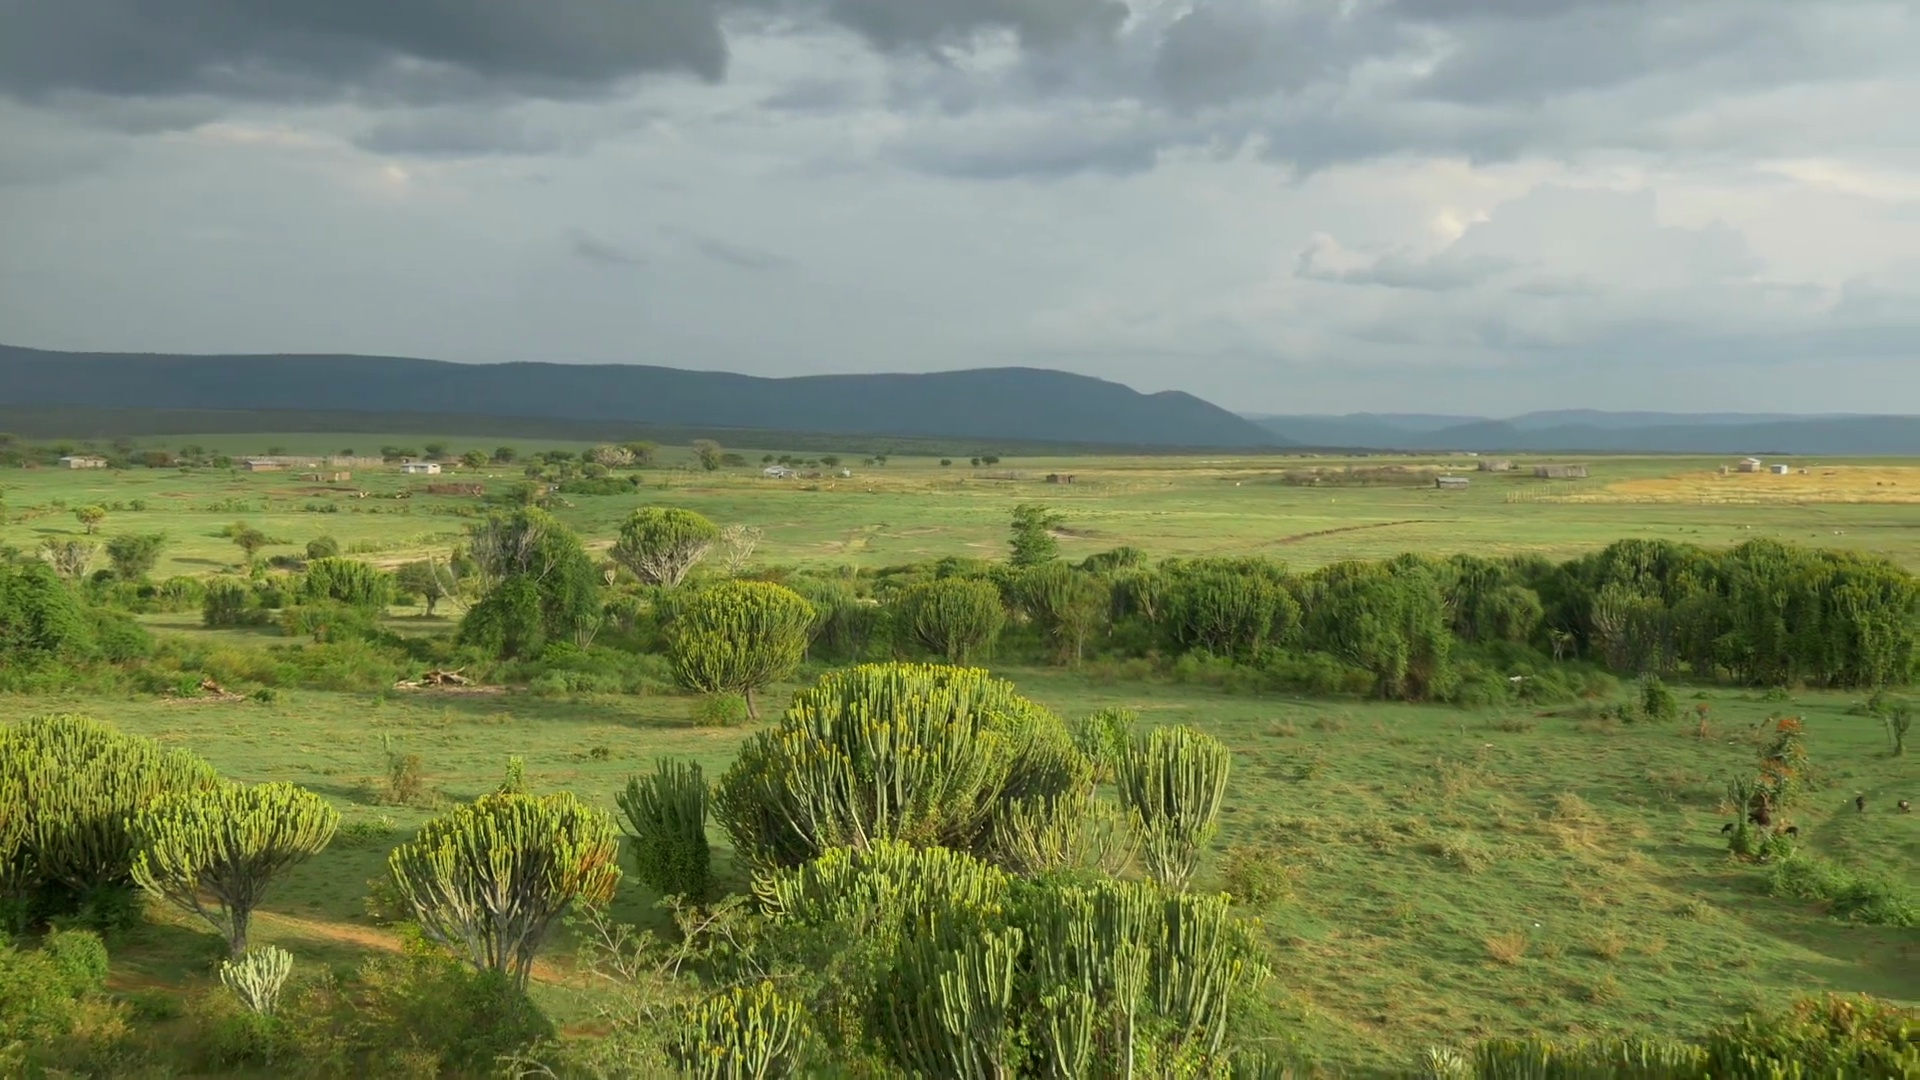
0;345;1281;449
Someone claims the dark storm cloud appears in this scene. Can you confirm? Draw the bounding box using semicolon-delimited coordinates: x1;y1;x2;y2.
1153;1;1405;109
811;0;1131;51
0;0;733;102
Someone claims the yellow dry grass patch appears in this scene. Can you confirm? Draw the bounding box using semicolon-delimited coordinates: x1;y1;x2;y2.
1542;465;1920;505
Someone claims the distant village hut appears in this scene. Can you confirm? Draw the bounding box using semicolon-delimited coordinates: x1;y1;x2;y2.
58;455;107;469
762;465;797;479
1477;459;1513;472
1533;464;1589;480
1046;473;1077;484
1435;475;1471;490
1738;457;1764;473
242;458;287;472
400;461;441;476
1771;464;1791;476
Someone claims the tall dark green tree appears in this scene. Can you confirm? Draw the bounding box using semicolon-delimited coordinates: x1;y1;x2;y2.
1009;504;1063;567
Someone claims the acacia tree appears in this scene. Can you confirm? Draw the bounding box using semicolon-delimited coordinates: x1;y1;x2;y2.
691;439;724;472
387;792;620;989
227;522;270;564
458;509;602;656
611;506;720;588
74;505;107;535
131;782;339;956
104;533;168;581
667;580;816;719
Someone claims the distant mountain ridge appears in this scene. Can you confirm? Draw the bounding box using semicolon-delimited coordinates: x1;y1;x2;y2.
0;345;1281;449
1250;412;1916;456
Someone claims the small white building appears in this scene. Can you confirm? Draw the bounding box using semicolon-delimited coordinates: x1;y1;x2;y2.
1738;457;1764;473
58;455;107;469
762;465;797;479
400;461;442;475
1770;464;1791;476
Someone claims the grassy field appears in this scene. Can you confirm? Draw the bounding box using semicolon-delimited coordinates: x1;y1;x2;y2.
5;437;1918;1072
7;442;1920;578
9;665;1914;1071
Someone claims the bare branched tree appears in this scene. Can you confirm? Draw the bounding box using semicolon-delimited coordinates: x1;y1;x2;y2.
717;524;764;577
39;538;97;582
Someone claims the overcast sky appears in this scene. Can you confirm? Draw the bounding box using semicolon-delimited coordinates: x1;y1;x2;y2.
2;0;1917;416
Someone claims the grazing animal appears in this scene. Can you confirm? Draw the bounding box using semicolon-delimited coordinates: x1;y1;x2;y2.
1856;795;1867;813
1749;804;1772;828
1784;826;1800;837
1899;800;1911;814
1720;822;1735;835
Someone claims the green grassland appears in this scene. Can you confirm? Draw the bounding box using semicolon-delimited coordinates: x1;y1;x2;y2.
6;444;1919;578
7;671;1914;1071
4;438;1918;1072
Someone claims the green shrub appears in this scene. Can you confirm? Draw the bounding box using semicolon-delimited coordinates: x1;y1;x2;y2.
714;664;1089;871
280;602;386;644
0;561;94;663
305;535;342;561
667;580;816;719
1768;854;1916;927
202;576;256;628
0;929;112;1047
1117;725;1233;892
1639;673;1679;723
0;714;220;926
1218;843;1291;907
1704;994;1919;1078
895;577;1006;663
690;692;751;728
617;758;713;902
1071;706;1136;784
387;792;622;988
299;557;394;612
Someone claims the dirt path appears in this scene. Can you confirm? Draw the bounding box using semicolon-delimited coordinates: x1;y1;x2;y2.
1273;519;1434;545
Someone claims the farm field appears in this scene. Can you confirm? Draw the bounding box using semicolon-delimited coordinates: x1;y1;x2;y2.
3;435;1917;1075
6;440;1920;576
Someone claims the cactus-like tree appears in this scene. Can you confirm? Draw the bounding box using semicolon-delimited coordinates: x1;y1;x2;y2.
669;981;812;1079
220;946;294;1016
1117;725;1232;892
1;714;220;908
667;580;816;719
387;792;620;988
298;557;393;612
896;578;1006;664
1015;561;1111;666
617;758;712;901
713;664;1088;870
612;506;720;588
132;781;339;956
884;922;1025;1080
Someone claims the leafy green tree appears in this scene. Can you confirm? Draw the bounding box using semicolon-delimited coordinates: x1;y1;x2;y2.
458;508;603;654
667;580;816;718
611;506;721;589
387;792;621;989
897;577;1006;664
131;782;338;956
692;439;724;471
73;506;106;535
616;758;711;901
299;557;393;612
396;558;462;617
713;664;1087;870
226;522;270;563
621;441;658;467
461;450;489;469
423;443;449;459
304;535;341;561
103;533;167;581
492;446;518;464
1117;725;1231;892
1297;559;1455;701
1009;503;1062;567
0;562;94;663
